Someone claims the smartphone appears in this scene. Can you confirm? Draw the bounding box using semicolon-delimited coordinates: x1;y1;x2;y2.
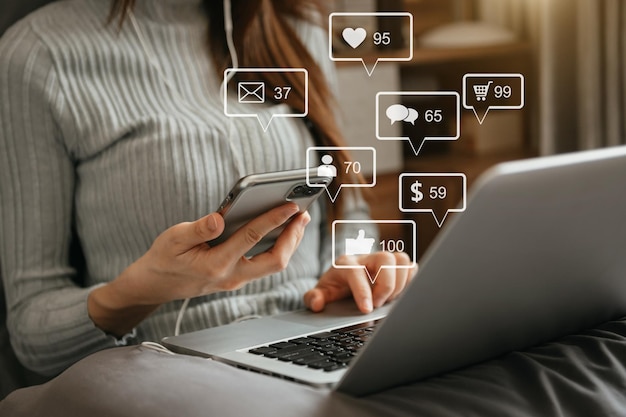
208;168;333;257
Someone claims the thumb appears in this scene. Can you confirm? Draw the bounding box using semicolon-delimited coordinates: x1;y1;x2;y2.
171;213;225;249
304;288;326;313
304;274;352;313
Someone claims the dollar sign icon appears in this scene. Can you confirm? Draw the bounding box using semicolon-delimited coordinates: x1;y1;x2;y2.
411;180;423;203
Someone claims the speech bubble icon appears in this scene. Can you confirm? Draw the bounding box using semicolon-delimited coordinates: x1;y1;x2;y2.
386;104;409;124
377;92;460;156
306;146;376;203
404;108;419;125
329;12;413;76
332;220;417;284
398;173;467;228
224;68;308;132
463;73;525;125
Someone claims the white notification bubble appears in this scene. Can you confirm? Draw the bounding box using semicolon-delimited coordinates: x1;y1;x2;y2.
306;147;376;203
463;73;525;124
332;220;417;284
329;12;413;77
399;173;467;228
377;92;460;156
224;68;308;131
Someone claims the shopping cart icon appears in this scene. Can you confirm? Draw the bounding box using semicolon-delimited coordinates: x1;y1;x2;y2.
473;80;493;102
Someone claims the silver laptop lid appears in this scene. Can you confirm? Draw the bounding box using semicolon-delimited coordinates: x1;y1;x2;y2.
338;146;626;395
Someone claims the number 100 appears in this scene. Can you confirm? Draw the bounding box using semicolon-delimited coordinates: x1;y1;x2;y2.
379;240;405;253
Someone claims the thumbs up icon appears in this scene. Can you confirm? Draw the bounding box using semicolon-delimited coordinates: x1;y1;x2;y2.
345;229;375;256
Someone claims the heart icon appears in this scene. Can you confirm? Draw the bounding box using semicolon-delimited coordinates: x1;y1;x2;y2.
342;27;367;49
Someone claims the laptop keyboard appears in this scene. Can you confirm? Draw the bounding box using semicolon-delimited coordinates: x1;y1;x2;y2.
247;319;382;372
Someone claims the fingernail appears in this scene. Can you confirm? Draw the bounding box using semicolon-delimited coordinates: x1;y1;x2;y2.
306;293;318;311
207;214;218;231
363;298;373;313
312;295;322;311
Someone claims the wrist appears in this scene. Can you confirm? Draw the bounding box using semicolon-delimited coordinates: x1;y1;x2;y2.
87;260;160;337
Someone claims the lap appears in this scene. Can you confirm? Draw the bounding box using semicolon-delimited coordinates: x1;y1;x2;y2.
2;319;626;417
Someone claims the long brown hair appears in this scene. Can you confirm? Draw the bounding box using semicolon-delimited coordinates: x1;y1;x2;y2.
109;0;359;221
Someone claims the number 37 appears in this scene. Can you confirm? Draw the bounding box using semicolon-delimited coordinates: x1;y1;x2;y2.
274;86;291;100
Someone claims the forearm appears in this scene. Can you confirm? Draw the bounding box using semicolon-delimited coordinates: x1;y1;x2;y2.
7;286;137;376
87;260;160;337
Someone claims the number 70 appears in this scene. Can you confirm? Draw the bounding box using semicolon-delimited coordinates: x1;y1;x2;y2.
343;161;362;174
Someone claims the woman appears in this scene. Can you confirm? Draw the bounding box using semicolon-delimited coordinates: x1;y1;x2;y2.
0;0;414;378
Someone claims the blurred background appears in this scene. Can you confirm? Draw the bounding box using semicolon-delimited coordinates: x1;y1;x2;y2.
1;0;624;255
331;0;626;255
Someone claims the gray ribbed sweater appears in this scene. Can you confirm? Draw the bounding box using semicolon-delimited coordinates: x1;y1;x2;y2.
0;0;371;376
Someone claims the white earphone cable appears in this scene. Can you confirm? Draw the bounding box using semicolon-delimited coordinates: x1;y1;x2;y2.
174;297;191;336
220;0;239;97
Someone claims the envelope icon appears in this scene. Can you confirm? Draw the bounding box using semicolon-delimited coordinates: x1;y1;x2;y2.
238;81;265;104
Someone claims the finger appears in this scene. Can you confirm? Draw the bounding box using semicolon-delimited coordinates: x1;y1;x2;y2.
270;211;310;255
345;268;374;314
388;272;408;302
168;213;225;251
367;252;397;308
304;288;327;313
389;252;413;301
371;270;396;308
214;203;300;263
238;211;311;278
304;257;360;312
304;271;353;313
306;269;372;313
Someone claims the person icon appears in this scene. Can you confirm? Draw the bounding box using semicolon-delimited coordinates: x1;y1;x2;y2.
317;154;337;178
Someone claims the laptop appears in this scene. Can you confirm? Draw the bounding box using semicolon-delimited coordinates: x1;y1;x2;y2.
163;146;626;396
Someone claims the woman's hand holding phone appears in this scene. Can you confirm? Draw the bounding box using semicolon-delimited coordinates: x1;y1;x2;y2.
88;203;309;337
137;203;310;300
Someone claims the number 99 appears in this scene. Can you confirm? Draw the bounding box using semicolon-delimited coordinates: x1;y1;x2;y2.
494;85;512;99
